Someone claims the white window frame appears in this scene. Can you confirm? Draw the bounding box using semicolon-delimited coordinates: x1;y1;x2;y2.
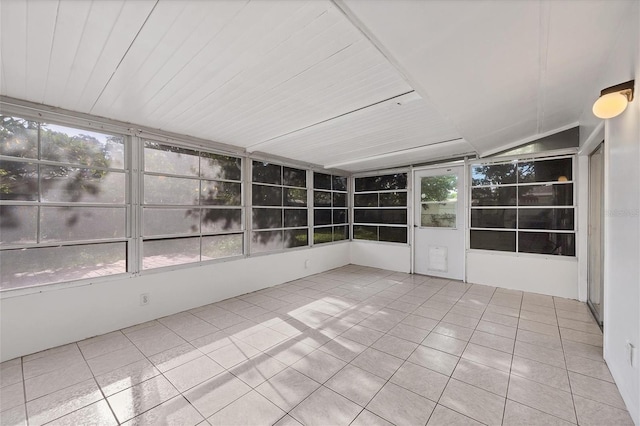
468;154;577;256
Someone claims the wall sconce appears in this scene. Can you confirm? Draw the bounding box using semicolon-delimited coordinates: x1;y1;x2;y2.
592;80;635;119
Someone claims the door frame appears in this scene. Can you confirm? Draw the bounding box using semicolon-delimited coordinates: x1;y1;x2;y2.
411;161;468;281
587;142;605;326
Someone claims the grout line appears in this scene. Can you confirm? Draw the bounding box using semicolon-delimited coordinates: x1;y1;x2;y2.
557;296;581;425
500;289;523;425
21;356;29;426
427;283;500;425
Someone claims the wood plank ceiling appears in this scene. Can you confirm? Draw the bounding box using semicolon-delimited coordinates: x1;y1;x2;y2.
0;0;634;172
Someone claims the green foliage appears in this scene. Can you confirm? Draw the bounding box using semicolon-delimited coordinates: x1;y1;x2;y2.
1;116;117;230
421;175;457;202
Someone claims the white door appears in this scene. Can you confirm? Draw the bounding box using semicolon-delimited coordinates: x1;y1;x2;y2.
413;166;465;279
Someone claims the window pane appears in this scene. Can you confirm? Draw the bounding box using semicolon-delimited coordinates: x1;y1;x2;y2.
0;116;38;158
518;208;574;230
420;175;457;203
143;237;200;269
519;232;575;256
1;242;126;290
201;209;242;233
471;163;517;186
252;162;281;185
354;209;379;223
355;176;378;192
41;123;125;169
284;229;308;248
252;230;283;253
252;184;282;206
353;225;377;241
470;230;516;251
421;202;457;228
202;234;243;260
40;207;126;242
285;188;307;207
471;187;517;206
0;161;38;201
314;209;332;226
333;209;347;224
0;205;37;244
313;227;333;244
201;181;241;206
314;172;332;190
332;176;347;191
355;174;407;191
354;193;377;207
144;142;198;176
143;208;199;236
518;158;572;183
380;192;407;207
144;175;198;205
471;208;517;229
42;166;126;204
284;209;307;228
200;153;241;181
283;167;306;187
381;209;407;224
518;184;573;206
333;225;348;241
380;173;407;190
379;227;407;243
314;191;332;207
332;192;346;207
252;208;282;229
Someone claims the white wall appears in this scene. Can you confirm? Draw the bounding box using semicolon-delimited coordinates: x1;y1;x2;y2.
466;252;578;299
0;243;350;362
580;4;639;423
350;241;411;273
603;35;640;426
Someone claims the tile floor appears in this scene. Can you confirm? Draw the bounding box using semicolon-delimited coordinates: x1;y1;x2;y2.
0;265;634;426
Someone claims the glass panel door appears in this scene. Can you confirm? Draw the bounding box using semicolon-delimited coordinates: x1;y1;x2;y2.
588;143;604;325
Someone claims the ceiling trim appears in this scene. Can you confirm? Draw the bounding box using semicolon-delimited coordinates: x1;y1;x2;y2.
324;137;465;169
479;122;579;158
245;89;416;153
332;0;479;156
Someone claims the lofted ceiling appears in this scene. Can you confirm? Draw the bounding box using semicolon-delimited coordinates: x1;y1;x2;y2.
0;0;634;172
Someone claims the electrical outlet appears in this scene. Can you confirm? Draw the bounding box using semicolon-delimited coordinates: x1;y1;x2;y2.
140;293;150;306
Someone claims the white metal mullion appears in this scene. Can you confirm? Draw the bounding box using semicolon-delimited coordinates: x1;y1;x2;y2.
245;157;252;256
308;169;314;246
133;135;144;273
36;122;42;245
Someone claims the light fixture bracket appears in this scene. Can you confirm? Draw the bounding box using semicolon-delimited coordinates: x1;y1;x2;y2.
600;80;634;102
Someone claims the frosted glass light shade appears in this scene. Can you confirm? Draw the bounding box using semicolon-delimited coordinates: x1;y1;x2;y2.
592;92;629;119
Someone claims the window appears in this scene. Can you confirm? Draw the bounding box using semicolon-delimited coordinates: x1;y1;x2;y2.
419;174;458;228
0;116;128;290
251;161;308;253
142;142;243;269
313;172;349;244
353;173;408;243
470;156;575;256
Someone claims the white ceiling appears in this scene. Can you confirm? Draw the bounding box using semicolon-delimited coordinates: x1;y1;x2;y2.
0;0;634;172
